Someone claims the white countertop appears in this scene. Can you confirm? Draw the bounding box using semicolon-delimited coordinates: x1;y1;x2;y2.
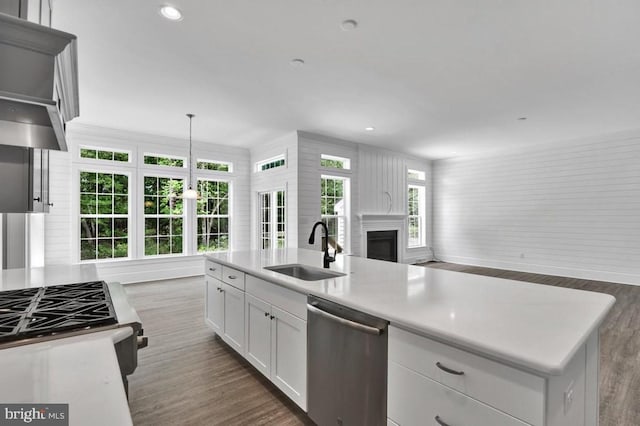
0;264;100;291
0;328;133;426
207;248;615;375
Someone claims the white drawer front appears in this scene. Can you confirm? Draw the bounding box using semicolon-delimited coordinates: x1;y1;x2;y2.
205;259;222;280
389;326;544;426
388;361;529;426
245;274;307;320
222;265;246;290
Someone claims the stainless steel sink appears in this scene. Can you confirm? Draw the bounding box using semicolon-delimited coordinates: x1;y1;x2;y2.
264;264;346;281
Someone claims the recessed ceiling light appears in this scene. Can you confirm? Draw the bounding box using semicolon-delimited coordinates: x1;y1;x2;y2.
290;58;305;67
160;5;182;21
365;126;375;131
341;19;358;31
518;117;527;120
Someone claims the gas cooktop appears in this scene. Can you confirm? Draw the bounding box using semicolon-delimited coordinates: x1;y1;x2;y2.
0;281;118;343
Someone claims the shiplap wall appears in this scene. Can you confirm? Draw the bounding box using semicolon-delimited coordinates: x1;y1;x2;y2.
297;132;360;254
44;123;251;283
433;135;640;285
250;132;299;249
358;146;433;263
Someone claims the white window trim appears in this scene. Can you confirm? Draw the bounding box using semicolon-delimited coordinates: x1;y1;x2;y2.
257;189;286;250
196;158;234;173
195;177;232;254
407;183;426;248
320;153;351;171
255;153;286;173
320;174;350;252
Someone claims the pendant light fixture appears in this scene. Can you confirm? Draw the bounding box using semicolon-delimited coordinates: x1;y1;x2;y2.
182;113;199;199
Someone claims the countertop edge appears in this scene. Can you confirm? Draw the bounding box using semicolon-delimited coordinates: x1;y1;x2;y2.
205;254;616;376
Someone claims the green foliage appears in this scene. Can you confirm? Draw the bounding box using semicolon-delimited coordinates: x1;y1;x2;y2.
320;158;344;169
144;155;184;168
197;161;230;172
80;148;128;162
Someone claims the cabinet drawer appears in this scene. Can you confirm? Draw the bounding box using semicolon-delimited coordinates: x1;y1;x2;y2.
388;362;529;426
389;326;543;426
205;259;222;280
246;274;307;320
222;265;246;290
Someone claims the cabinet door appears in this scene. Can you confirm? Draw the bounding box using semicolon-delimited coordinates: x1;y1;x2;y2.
245;294;271;377
205;278;224;335
222;283;245;355
271;306;307;410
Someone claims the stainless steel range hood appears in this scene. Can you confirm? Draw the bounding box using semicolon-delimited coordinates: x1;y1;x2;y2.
0;11;79;151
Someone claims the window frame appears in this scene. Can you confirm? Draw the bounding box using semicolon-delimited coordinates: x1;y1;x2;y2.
255;154;286;172
196;177;232;253
320;174;350;252
77;166;133;263
258;189;286;250
320;154;351;171
407;168;427;249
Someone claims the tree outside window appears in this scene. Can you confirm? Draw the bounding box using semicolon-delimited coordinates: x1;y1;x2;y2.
197;179;229;252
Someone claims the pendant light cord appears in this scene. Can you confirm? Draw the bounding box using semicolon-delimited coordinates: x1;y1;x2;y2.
187;113;195;190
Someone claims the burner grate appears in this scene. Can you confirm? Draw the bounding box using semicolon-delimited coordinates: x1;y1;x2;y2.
0;281;118;343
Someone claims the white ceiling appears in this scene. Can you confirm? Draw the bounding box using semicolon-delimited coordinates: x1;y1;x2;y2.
52;0;640;159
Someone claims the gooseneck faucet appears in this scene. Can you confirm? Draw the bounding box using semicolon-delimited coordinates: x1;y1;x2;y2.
308;221;336;269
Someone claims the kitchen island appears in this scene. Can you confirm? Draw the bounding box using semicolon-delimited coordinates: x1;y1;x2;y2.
206;248;614;426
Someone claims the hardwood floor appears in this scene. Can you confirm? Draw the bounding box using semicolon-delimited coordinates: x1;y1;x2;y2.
125;265;639;426
420;261;640;426
125;277;312;426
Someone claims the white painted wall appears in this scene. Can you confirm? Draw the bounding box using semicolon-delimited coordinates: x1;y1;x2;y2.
44;123;251;283
250;132;299;249
433;134;640;285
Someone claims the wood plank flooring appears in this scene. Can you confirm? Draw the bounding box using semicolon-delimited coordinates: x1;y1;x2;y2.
125;277;312;426
125;264;640;426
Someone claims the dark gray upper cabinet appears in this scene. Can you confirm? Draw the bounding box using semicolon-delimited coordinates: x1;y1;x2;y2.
0;145;50;213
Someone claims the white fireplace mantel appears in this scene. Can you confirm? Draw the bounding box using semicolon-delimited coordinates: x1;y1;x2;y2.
359;214;407;263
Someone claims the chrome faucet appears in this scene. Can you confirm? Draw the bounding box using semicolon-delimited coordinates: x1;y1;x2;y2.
308;221;336;269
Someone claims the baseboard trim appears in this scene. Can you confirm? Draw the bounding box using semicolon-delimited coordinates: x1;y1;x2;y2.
437;255;640;286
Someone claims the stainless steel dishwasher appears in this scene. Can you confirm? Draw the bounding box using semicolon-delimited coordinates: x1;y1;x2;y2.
307;295;389;426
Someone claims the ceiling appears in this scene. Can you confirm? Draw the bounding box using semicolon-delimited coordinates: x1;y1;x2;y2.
52;0;640;159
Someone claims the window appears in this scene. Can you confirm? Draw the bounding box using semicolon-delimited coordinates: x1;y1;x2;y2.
197;159;232;172
79;171;129;260
143;176;184;256
407;169;426;181
144;154;184;168
196;179;230;252
255;155;285;172
259;190;286;249
321;176;348;250
80;147;129;162
320;154;350;170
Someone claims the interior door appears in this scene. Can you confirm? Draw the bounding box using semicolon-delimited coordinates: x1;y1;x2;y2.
222;283;245;354
205;278;224;334
271;305;307;410
245;293;271;377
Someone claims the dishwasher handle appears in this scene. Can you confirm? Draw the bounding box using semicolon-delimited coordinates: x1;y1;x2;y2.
307;303;384;335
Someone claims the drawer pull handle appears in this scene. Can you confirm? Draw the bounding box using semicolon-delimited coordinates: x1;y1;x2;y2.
435;415;450;426
436;362;464;376
264;312;269;317
270;315;275;320
209;267;216;272
228;275;237;280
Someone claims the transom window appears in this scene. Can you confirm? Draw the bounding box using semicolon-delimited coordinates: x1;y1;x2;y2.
144;154;185;168
80;147;129;162
320;154;350;170
197;159;232;172
79;171;129;260
255;155;285;172
143;176;184;256
407;169;426;181
197;179;230;252
321;176;348;250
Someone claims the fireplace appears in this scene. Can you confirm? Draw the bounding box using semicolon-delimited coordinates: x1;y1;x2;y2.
366;230;398;263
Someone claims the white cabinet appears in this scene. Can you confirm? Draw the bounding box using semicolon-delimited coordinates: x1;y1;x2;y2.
245;294;271;376
270;306;307;410
244;293;308;410
222;283;245;355
388;325;595;426
205;278;224;334
206;261;307;411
